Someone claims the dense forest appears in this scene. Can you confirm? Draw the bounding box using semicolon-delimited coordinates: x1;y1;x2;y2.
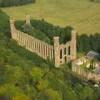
0;9;100;99
0;0;35;7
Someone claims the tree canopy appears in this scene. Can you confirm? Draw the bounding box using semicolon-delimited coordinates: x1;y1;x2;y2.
0;0;35;7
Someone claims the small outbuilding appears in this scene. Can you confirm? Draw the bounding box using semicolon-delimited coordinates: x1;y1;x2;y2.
86;51;100;61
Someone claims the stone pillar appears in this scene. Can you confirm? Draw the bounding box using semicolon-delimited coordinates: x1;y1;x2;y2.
10;19;16;39
37;42;39;54
49;47;53;60
53;37;60;68
71;30;77;60
26;15;31;25
47;45;49;58
51;47;54;60
44;45;47;59
42;44;44;59
39;42;42;56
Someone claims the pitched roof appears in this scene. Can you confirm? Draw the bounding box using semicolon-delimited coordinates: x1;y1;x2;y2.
86;51;100;60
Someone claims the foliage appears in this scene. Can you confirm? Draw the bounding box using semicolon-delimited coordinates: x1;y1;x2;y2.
90;0;100;2
31;19;72;44
36;79;49;91
0;0;35;7
30;67;45;82
77;34;100;53
22;22;51;44
0;9;100;100
15;19;72;44
44;88;62;100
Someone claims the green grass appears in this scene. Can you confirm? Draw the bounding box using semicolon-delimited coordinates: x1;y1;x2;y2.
1;0;100;34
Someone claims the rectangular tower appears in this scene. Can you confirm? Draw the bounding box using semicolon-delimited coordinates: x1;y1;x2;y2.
71;30;77;60
53;37;60;68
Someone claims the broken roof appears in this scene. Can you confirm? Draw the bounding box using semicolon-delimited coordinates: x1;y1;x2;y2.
86;51;100;60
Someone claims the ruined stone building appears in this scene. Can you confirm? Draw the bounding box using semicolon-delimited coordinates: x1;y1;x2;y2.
72;57;100;82
10;16;77;67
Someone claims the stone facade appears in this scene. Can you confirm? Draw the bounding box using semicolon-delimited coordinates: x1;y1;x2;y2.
71;30;77;60
10;16;77;67
55;29;77;67
53;37;60;67
72;57;100;82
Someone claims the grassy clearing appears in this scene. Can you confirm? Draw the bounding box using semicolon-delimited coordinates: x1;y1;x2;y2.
1;0;100;34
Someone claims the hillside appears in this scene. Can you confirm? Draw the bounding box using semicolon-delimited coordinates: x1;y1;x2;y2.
0;0;100;99
1;0;100;34
0;9;100;100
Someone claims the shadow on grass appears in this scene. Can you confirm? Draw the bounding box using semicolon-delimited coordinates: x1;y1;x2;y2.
0;9;10;37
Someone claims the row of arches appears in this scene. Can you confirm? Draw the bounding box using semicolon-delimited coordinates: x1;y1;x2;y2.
12;29;54;60
59;44;71;64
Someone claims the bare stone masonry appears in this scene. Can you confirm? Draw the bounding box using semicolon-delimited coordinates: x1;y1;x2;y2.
10;16;77;67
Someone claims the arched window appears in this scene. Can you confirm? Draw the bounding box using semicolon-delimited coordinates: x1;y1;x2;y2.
64;56;67;62
68;46;70;55
64;48;66;55
60;49;62;59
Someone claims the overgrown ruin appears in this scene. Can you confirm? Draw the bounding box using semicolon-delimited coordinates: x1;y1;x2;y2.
10;16;77;67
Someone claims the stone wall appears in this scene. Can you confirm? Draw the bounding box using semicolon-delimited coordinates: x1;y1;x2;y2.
10;19;54;60
10;16;77;67
72;60;100;82
54;30;77;67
